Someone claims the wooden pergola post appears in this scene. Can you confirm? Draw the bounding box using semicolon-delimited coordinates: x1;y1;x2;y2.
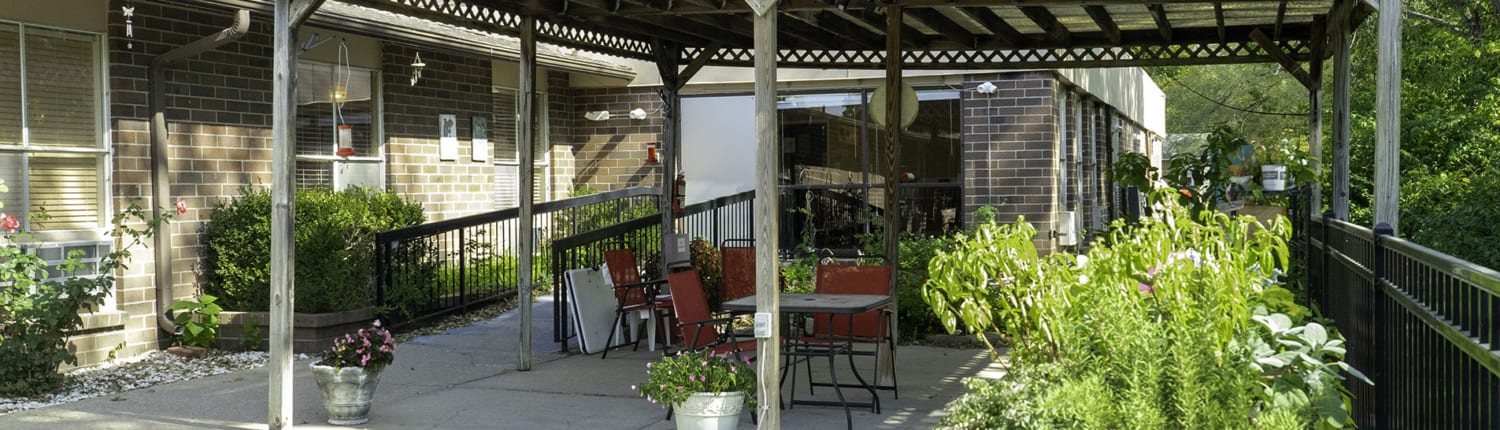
1374;0;1401;232
518;15;537;372
1330;1;1352;220
879;6;903;387
269;0;324;428
1308;16;1325;213
654;40;682;274
749;1;780;427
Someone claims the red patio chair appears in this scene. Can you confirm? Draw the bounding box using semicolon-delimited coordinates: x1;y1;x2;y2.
788;259;899;403
719;239;756;309
666;269;756;360
600;249;672;359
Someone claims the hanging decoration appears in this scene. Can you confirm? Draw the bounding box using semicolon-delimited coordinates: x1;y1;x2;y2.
335;40;356;157
123;1;136;50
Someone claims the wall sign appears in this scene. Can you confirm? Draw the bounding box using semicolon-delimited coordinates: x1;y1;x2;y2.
471;116;488;162
439;114;458;161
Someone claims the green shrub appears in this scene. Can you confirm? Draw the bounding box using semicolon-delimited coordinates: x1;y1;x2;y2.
927;194;1366;428
169;294;222;348
202;187;424;313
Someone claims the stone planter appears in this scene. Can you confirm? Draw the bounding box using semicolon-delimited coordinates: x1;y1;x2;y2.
673;392;745;430
311;363;383;425
219;307;376;353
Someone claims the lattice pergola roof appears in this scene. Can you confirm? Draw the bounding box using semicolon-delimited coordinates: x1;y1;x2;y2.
339;0;1371;69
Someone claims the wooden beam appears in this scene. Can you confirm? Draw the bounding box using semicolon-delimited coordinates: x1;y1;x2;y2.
799;11;885;50
880;2;903;390
1249;28;1315;90
1275;0;1288;40
1148;4;1173;43
1330;2;1352;219
1308;15;1325;213
652;38;681;276
906;8;978;49
779;13;866;49
1085;5;1121;45
963;7;1026;47
830;8;884;36
1309;15;1326;80
677;43;721;87
751;2;780;428
595;16;717;46
1020;6;1071;44
1214;3;1226;41
1374;0;1400;232
517;15;537;372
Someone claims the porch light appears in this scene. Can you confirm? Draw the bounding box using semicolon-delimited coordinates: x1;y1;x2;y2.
628;108;649;120
975;81;998;94
584;110;611;121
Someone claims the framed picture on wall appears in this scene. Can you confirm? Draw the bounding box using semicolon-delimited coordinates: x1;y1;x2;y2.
439;114;459;161
472;116;489;162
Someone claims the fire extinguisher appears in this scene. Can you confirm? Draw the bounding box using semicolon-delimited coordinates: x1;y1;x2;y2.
673;173;686;213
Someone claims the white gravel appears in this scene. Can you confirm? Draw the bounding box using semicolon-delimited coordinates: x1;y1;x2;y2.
0;351;310;416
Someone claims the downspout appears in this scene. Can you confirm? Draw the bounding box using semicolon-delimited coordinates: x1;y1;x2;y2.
149;9;251;338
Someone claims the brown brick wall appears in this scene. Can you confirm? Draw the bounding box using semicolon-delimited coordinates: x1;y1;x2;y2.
960;72;1060;252
382;44;495;221
568;86;665;191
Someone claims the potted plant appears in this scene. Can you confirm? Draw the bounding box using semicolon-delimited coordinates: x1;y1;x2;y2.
636;351;756;430
312;320;396;425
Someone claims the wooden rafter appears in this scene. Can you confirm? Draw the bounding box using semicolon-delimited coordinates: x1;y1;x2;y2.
1084;5;1120;45
906;8;979;48
778;13;862;49
1148;4;1173;44
787;12;884;50
1275;0;1288;40
677;42;721;86
1308;15;1326;77
1250;28;1314;90
1020;6;1071;44
1214;3;1226;41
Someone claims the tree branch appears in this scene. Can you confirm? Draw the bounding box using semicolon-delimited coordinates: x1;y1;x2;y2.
1403;9;1476;44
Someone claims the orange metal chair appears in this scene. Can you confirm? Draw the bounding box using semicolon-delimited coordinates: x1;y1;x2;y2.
600;249;671;358
787;259;899;404
666;270;756;359
718;239;756;309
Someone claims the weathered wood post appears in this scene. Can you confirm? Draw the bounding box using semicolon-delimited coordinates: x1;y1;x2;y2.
518;15;537;371
749;0;780;426
1374;0;1401;232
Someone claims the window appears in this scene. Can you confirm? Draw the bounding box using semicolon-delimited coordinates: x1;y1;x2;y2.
492;87;550;209
0;22;108;233
295;61;381;189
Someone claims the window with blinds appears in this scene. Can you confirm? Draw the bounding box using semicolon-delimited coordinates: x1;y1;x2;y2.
295;60;380;189
492;87;550;209
0;22;105;232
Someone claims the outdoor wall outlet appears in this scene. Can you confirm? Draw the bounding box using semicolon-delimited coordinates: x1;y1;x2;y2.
754;312;773;338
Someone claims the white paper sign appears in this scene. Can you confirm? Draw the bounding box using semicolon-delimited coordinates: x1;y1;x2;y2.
439;114;458;161
471;116;489;162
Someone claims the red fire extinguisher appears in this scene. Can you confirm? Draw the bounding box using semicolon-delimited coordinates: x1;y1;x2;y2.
673;173;686;213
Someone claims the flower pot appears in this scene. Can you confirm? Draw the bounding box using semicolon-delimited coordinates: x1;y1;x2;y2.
311;363;383;425
1261;164;1287;191
673;392;745;430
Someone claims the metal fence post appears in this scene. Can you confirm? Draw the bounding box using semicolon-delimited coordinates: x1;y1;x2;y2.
459;228;468;309
1372;222;1394;429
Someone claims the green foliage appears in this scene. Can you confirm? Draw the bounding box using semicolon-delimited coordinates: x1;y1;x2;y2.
636;351;756;410
1149;64;1311;145
169;294;222;349
0;202;164;396
1164;125;1248;214
202;186;425;313
927;196;1366;428
241;317;264;352
1401;165;1500;270
1110;152;1161;191
688;238;723;309
1246;310;1372;429
973;205;998;226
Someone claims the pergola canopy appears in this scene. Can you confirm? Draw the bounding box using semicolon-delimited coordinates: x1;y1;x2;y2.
339;0;1370;69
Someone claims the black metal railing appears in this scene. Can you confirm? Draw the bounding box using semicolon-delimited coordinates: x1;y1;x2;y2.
549;190;755;350
374;187;660;328
1310;214;1500;428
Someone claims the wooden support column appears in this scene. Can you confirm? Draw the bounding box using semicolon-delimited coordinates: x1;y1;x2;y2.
518;15;537;371
1375;0;1401;232
750;2;780;427
269;0;324;428
878;5;903;388
1308;16;1325;212
1330;4;1352;219
653;40;682;271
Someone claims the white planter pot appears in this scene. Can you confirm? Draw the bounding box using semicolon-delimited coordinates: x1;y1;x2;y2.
1261;164;1287;192
674;392;746;430
312;363;383;425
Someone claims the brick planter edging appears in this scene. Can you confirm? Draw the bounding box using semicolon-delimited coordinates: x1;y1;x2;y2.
217;308;377;353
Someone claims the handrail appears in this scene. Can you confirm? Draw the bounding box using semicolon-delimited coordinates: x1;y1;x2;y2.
377;186;661;242
1384;237;1500;298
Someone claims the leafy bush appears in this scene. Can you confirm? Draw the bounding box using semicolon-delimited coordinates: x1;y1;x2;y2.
688;238;723;308
169;294;222;348
202;187;424;313
927;194;1367;428
0;203;164;396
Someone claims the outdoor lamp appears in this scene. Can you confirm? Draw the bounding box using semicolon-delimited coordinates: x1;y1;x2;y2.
628;108;649;120
584;110;611;121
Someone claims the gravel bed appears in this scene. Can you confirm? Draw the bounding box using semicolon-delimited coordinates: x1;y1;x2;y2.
0;296;529;417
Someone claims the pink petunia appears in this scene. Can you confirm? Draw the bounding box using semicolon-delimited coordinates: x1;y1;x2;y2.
175;197;188;216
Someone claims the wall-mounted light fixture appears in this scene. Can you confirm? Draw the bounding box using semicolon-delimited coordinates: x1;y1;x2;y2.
583;110;611;121
409;52;426;86
975;81;998;94
628;108;649;120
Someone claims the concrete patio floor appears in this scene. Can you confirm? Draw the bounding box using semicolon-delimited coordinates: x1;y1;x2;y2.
0;297;999;429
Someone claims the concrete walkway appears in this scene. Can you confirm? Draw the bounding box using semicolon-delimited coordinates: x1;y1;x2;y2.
0;297;997;429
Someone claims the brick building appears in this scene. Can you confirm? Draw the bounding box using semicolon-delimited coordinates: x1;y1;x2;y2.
1;0;1161;367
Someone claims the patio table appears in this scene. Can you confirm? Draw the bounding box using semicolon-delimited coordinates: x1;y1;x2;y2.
721;293;891;430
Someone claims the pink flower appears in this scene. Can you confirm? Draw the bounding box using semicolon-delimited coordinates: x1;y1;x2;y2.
175;197;188;216
373;320;382;328
0;213;17;233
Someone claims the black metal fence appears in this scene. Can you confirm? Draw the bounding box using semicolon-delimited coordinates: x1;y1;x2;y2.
374;187;660;328
1310;214;1500;428
549;190;755;350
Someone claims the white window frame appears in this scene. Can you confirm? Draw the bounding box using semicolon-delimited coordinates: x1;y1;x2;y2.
293;60;385;190
492;86;551;204
0;19;114;310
